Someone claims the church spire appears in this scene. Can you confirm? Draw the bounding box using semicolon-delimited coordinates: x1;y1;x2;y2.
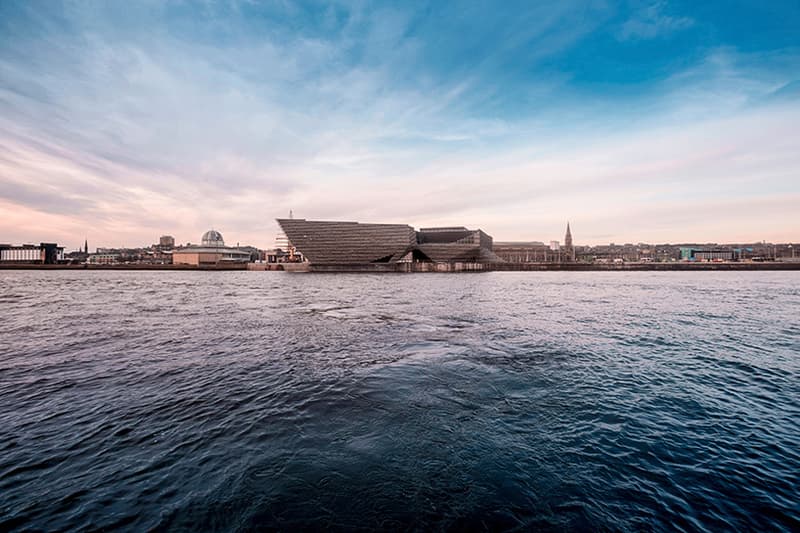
564;222;574;262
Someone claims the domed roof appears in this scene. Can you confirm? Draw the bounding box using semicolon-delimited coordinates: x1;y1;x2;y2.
201;229;225;247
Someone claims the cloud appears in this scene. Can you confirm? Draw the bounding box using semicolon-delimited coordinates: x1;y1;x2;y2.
617;1;693;41
0;1;797;247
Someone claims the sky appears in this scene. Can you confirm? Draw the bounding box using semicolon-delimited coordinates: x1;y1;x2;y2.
1;0;798;249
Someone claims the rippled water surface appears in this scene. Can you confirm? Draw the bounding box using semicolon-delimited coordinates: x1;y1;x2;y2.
1;271;798;531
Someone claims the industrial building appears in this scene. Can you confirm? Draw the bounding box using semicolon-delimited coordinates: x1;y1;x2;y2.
172;230;251;266
0;243;64;264
275;218;500;268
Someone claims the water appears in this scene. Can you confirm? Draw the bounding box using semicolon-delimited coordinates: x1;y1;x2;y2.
1;271;798;531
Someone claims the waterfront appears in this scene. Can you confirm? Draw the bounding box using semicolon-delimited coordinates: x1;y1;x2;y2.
1;271;798;531
2;261;799;272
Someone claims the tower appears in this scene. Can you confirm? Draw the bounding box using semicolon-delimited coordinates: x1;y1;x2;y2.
564;222;574;262
84;239;88;254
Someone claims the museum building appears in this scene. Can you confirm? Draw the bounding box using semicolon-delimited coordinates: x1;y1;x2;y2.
275;218;501;266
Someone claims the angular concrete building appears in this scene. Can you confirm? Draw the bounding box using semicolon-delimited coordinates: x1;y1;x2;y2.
415;227;500;263
275;219;417;264
276;218;501;268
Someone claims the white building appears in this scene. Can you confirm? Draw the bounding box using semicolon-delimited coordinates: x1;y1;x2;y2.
0;243;64;264
86;253;121;265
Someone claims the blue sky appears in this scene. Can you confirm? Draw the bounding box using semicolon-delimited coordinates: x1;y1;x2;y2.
1;0;798;247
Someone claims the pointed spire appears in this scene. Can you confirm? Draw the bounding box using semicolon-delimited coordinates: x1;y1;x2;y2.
564;222;574;262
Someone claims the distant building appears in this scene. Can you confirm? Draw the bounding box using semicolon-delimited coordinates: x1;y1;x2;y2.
64;250;89;264
274;210;293;250
159;235;175;248
680;248;734;262
776;244;798;262
201;230;224;247
172;229;250;266
493;242;553;263
87;253;120;265
274;229;290;252
272;210;302;262
236;245;264;263
275;219;500;266
494;223;574;264
582;243;649;263
415;227;498;262
564;222;575;262
0;243;64;264
276;219;416;264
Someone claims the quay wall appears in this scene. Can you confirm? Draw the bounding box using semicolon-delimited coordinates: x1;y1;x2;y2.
1;262;798;272
308;263;397;273
246;263;285;271
486;262;800;271
307;262;800;272
308;262;488;272
0;263;250;271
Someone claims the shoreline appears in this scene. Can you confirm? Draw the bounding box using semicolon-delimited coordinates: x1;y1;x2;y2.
1;262;799;272
486;261;800;271
0;263;254;271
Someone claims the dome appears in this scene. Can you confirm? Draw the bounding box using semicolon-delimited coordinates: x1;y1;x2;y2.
201;229;225;247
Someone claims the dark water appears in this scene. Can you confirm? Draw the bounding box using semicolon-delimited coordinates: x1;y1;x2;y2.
1;271;798;531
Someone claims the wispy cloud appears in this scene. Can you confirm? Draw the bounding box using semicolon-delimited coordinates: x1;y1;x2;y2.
617;1;693;41
0;1;798;248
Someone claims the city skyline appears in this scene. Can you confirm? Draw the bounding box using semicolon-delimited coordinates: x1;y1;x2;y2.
20;220;799;256
1;1;799;247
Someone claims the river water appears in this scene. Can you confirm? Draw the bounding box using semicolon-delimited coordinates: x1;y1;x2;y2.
0;271;798;531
